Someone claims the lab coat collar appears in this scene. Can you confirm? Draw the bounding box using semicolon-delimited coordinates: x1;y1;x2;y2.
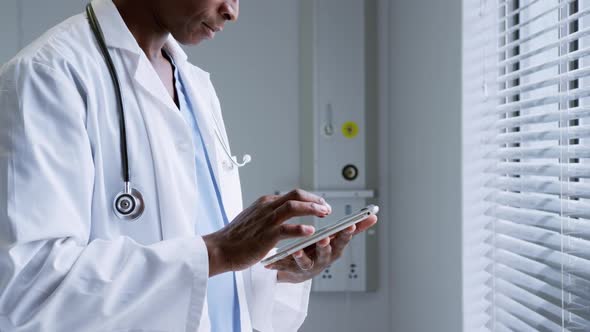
91;0;203;114
131;36;194;115
90;0;143;56
91;0;191;64
164;36;188;63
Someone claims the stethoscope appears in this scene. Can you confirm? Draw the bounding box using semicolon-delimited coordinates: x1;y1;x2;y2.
86;3;251;221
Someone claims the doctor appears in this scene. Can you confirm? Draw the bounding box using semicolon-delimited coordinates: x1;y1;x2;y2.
0;0;377;331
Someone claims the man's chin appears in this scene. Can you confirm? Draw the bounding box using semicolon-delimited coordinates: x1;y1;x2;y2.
173;32;207;46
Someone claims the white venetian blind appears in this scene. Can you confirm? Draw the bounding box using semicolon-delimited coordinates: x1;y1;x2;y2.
464;0;590;331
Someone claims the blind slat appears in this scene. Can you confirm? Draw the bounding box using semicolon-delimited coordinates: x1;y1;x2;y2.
499;46;590;82
495;279;562;324
495;249;590;301
486;191;590;219
494;308;539;332
498;67;590;98
494;293;563;331
499;0;548;24
502;0;588;38
487;162;590;178
495;278;590;328
494;107;590;128
486;205;590;239
498;27;590;68
499;9;590;54
492;125;590;144
488;145;590;159
494;219;590;261
496;88;590;113
485;175;590;198
495;263;561;305
495;234;590;280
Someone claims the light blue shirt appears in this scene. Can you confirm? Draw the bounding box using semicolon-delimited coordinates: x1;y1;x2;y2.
167;51;241;332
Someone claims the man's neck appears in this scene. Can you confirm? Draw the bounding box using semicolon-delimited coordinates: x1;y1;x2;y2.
112;0;177;104
112;0;169;61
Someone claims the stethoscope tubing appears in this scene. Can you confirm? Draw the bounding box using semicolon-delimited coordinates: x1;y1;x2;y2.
86;3;131;183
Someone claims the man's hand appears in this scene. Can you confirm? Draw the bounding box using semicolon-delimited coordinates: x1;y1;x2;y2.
202;189;332;277
263;215;378;284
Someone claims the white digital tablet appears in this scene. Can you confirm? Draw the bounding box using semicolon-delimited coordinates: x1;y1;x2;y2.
261;204;379;266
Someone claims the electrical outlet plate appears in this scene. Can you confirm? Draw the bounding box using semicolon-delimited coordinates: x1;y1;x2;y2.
311;199;368;292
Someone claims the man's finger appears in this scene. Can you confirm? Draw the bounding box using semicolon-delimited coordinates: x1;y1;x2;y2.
315;237;332;266
273;200;330;224
293;250;314;271
265;258;296;271
270;189;331;213
265;255;299;271
330;225;355;258
352;215;378;235
255;194;281;205
278;224;315;240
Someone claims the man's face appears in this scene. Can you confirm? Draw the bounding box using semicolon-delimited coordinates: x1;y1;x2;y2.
156;0;239;45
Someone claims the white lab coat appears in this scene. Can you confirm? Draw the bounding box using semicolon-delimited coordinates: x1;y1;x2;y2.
0;0;311;331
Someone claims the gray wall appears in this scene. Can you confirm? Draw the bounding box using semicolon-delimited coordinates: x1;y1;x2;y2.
0;0;19;63
383;0;463;331
188;2;301;207
0;0;86;58
0;0;464;331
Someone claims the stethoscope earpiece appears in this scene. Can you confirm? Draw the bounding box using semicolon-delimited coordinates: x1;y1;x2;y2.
223;154;252;170
212;122;252;170
113;182;145;221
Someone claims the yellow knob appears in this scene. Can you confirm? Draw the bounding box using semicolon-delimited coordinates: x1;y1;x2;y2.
342;121;359;138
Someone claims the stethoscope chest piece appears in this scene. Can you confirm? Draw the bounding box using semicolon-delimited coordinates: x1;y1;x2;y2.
113;183;145;221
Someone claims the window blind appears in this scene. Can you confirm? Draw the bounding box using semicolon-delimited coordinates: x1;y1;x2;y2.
463;0;590;331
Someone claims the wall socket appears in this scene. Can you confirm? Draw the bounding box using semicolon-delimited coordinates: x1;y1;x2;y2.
311;199;372;292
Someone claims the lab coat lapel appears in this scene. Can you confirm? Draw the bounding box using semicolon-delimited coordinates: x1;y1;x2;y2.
177;63;244;221
130;69;197;240
91;0;140;53
92;0;179;115
132;59;180;115
173;62;223;201
174;62;244;219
